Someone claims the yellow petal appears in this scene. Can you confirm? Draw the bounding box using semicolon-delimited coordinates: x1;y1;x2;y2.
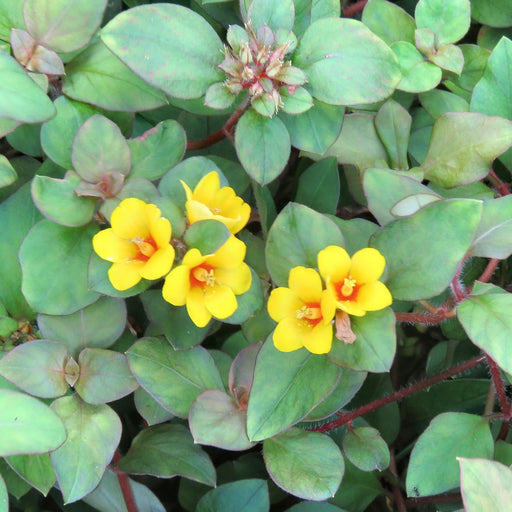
336;299;367;317
215;263;252;295
108;261;143;291
140;245;175;280
267;287;303;322
162;265;190;306
318;245;351;282
182;248;205;268
272;317;306;352
181;180;193;202
204;284;238;319
110;198;150;240
186;286;211;328
288;267;323;303
186;199;215;224
93;229;137;262
148;213;172;248
350;248;386;284
303;323;334;354
320;289;336;323
356;281;392;311
207;236;246;268
193;171;220;204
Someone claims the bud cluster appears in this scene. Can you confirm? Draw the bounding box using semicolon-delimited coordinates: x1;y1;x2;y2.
205;23;312;117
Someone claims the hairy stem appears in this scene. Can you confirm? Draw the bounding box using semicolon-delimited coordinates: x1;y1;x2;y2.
395;308;456;324
113;449;138;512
310;354;487;433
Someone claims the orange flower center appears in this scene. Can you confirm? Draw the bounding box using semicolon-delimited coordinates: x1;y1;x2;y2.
335;276;359;302
132;236;157;262
191;264;216;289
296;302;322;328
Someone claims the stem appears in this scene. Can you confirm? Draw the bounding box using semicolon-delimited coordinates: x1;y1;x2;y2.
343;0;368;17
395;308;456;324
477;258;500;285
406;493;461;508
389;450;407;512
488;169;510;196
186;96;250;151
113;449;138;512
486;354;511;440
310;354;487;433
451;256;468;302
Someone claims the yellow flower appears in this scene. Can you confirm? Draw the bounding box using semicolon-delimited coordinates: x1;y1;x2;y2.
318;246;392;317
267;267;336;354
162;236;252;327
92;198;175;291
181;171;251;234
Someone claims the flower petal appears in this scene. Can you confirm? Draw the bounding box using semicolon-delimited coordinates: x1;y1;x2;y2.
336;299;367;317
193;171;220;204
186;199;215;225
267;287;303;322
140;245;175;280
182;248;205;267
162;265;191;306
204;284;238;319
350;248;386;284
110;198;150;239
288;267;323;303
186;286;211;328
93;229;137;262
272;317;306;352
208;236;246;268
148;214;172;248
303;323;334;354
181;180;193;202
318;245;351;282
320;289;336;324
108;261;143;291
356;281;393;311
215;263;252;295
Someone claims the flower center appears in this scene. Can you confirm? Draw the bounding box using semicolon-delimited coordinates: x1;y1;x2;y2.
192;265;216;288
296;303;322;328
132;236;157;262
335;276;359;302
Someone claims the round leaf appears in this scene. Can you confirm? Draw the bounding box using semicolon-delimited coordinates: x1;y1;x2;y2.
342;427;390;472
362;0;415;45
196;479;269;512
247;0;295;31
0;155;17;188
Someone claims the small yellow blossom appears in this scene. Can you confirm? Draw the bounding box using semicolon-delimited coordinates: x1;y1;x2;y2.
162;236;252;327
318;246;392;317
181;171;251;234
92;198;175;291
267;267;336;354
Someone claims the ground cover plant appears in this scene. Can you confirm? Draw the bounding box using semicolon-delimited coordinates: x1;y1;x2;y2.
1;0;512;510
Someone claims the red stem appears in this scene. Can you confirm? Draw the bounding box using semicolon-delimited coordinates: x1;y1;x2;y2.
310;354;487;433
477;258;500;285
486;355;511;440
343;0;368;17
389;449;407;512
113;449;138;512
489;169;510;196
395;308;455;324
406;493;461;507
186;97;249;151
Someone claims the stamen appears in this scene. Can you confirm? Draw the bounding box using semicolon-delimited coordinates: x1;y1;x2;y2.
193;267;216;286
296;305;322;321
341;276;357;297
132;237;156;258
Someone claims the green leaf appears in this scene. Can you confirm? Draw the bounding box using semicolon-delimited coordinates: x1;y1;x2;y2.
406;412;493;497
31;171;96;227
189;389;256;451
295;157;340;215
196;479;269;512
6;123;42;158
40;96;98;169
0;474;6;512
223;267;264;325
459;458;512;512
391;41;442;93
415;0;470;44
0;183;41;319
119;423;216;486
421;112;512;188
126;337;224;418
428;43;464;74
264;428;344;501
468;195;512;259
141;290;209;350
280;86;313;115
328;308;396;373
63;41;167;112
37;296;126;359
247;338;341;441
0;51;55;123
471;0;512;28
20;220;100;315
0;0;24;42
133;387;174;427
0;155;17;188
370;199;482;300
293;18;400;106
183;219;232;256
0;340;69;398
285;501;346;512
363;167;435;225
75;348;138;404
0;389;66;456
265;202;344;286
327;218;378;256
128;120;185;180
419;89;469;118
101;4;224;100
279;100;344;154
71;114;131;183
342;427;390;472
23;0;107;52
50;395;122;504
361;0;415;45
235;110;291;185
247;0;295;31
5;454;55;497
457;286;512;375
